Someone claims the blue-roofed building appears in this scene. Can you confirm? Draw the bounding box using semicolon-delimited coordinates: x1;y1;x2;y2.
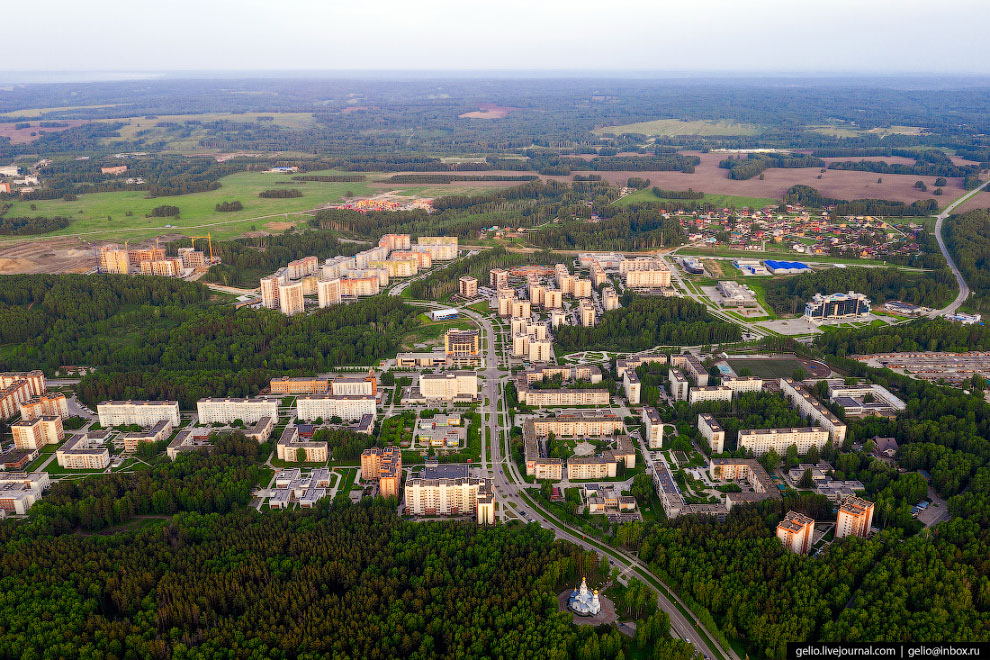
765;260;811;274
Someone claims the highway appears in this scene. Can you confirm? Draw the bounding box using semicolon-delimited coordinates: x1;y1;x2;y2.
930;180;990;316
389;265;737;660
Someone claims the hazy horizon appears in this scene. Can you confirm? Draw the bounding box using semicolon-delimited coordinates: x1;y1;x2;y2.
7;0;990;78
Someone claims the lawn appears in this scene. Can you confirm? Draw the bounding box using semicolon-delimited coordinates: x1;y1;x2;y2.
615;187;777;210
593;118;761;137
0;170;375;243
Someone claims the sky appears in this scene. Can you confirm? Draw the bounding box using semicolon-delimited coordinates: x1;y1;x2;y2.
6;0;990;77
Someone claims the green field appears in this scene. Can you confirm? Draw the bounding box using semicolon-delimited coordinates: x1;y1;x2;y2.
616;187;778;209
593;118;761;137
0;170;375;243
98;112;318;151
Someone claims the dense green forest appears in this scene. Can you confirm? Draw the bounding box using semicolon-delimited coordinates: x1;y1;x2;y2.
527;207;685;251
719;153;825;180
944;208;990;312
814;318;990;356
0;275;420;408
761;265;955;315
189;230;362;288
555;295;741;352
782;185;940;216
0;214;70;235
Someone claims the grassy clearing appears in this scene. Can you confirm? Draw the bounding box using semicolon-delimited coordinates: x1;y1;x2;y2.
0;104;122;118
1;171;374;243
593;118;761;137
97;112;318;150
616;188;777;209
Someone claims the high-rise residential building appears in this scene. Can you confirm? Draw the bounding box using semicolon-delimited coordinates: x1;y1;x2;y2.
625;266;672;289
260;275;281;309
490;268;509;289
404;463;494;524
339;276;381;297
98;400;180;427
177;247;207;268
529;283;545;306
543;288;562;309
0;371;46;398
278;281;305;315
19;392;69;420
511;299;532;318
671;353;709;386
317;278;342;308
738;427;830;456
579;298;596;327
392;249;432;269
688;386;733;405
777;511;816;554
698;413;725;453
379;233;412;252
642;407;664;449
573;278;592;298
668;369;690;402
589;262;608;287
603;287;619;311
98;244;129;274
369;258;418;278
551;309;567;328
196;398;278;425
459;276;478;298
528;339;553;363
835;496;875;539
12;416;63;450
361;446;402;497
623;370;641;405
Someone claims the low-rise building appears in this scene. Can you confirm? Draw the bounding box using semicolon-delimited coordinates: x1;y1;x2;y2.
270;376;330;395
57;430;111;470
709;457;781;509
245;416;275;443
417;372;478;402
567;455;617;480
276;426;328;463
0;471;49;514
615;355;667;378
395;351;448;369
166;428;213;460
122;419;173;453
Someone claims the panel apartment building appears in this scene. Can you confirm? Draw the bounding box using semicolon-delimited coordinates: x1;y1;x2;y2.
777;511;816;554
835;495;875;539
98;401;181;428
361;446;402;497
404;463;494;525
196;398;278;425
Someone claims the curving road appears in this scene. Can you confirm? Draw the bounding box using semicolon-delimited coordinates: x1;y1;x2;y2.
931;180;990;316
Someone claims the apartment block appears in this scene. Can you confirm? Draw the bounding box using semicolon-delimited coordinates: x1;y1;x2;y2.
295;394;376;422
19;392;69;420
603;287;619;311
122;419;173;453
489;268;509;289
688;386;733;405
260;274;281;309
578;298;596;327
567;455;617;480
458;276;478;298
12;416;63;450
590;262;608;287
625;267;672;289
698;413;726;453
543;288;563;309
276;426;328;463
361;446;402;497
166;428;213;460
779;378;847;444
551;309;567;329
708;458;780;510
369;258;418;278
196;397;278;425
519;387;609;407
317;278;342;308
378;233;411;252
413;238;457;260
615;355;667;378
286;256;319;280
331;370;377;397
404;463;494;524
511;299;532;319
0;472;49;514
721;376;764;395
339;276;381;297
98;400;180;428
270;376;330;395
526;412;624;439
642;406;664;449
0;370;46;397
623;370;641;405
738;427;830;456
354;246;389;269
777;511;816;554
418;372;478;401
57;431;111;470
278;281;305;315
245;416;275;444
835;495;875;539
668;369;690;402
671;354;709;386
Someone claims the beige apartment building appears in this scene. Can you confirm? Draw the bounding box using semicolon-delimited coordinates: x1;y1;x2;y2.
623;370;641;405
603;287;619;311
590;262;608;287
511;299;532;318
458;276;478;298
698;413;726;453
317;278;342;308
668;369;690;402
339;276;381;298
567;455;617;480
98;244;129;274
0;371;46;397
551;309;567;329
98;400;180;428
295;394;376;421
122;419;173;453
572;278;592;298
12;416;63;450
270;376;330;395
286;256;319;280
378;233;411;252
543;288;563;309
777;511;816;554
19;392;69;420
404;464;494;524
196;397;277;425
780;378;848;444
671;354;709;386
369;258;418;278
527;413;624;439
0;381;32;420
615;355;667;378
626;269;672;289
738;427;830;457
642;406;663;449
519;387;609;407
260;275;281;309
276;426;327;463
418;372;478;401
835;495;875;539
361;446;402;497
392;249;432;269
140;258;184;277
578;298;596;327
278;281;305;315
490;268;509;289
57;431;111;470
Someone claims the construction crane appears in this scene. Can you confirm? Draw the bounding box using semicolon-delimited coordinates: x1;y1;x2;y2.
190;233;215;263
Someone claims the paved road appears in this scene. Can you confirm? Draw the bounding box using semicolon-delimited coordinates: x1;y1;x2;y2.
931;180;990;316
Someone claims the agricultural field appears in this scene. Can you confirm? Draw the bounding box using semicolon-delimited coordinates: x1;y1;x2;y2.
0;104;121;118
615;187;777;210
592;118;761;137
0;170;374;243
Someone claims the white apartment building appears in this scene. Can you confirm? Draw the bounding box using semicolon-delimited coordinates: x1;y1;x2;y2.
317;278;342;308
668;369;690;402
551;309;567;328
278;281;305;315
688;386;733;405
603;287;619;311
295;395;377;422
777;511;816;554
12;416;63;450
418;372;478;401
721;376;764;395
623;370;641;405
196;398;278;425
698;413;726;453
98;401;180;428
403;464;494;524
573;278;592;298
780;378;848;444
57;431;111;470
642;406;663;449
738;427;830;457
